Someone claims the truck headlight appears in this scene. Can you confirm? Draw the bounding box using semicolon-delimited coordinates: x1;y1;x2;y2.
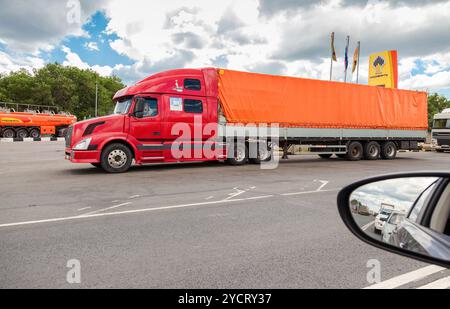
73;138;92;150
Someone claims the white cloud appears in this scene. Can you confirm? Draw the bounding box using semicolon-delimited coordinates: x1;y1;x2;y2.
99;0;450;89
0;0;110;53
85;42;100;52
1;0;450;94
61;46;114;77
0;51;45;74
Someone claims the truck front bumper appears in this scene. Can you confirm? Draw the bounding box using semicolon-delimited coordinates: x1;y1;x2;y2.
65;148;100;163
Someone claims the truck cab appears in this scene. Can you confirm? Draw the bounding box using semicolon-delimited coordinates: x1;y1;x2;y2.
65;68;226;173
432;108;450;152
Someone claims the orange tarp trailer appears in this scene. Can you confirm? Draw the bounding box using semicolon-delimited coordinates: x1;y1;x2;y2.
217;69;428;130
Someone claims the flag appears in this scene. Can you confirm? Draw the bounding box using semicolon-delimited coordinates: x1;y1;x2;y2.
331;32;337;61
344;36;350;71
352;42;360;73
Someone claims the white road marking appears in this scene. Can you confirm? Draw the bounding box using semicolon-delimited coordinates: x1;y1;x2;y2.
205;196;214;200
282;188;340;196
417;276;450;289
129;195;141;199
111;200;120;203
364;265;446;289
316;180;330;191
0;195;275;229
224;187;247;201
361;221;375;231
79;202;132;217
77;207;91;212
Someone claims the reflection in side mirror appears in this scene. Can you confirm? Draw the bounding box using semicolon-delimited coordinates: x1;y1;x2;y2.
338;174;450;268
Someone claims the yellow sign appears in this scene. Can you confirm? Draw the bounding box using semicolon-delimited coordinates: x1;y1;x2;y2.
368;50;398;89
0;117;23;124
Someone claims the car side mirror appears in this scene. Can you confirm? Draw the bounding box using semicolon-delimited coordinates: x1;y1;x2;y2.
337;172;450;268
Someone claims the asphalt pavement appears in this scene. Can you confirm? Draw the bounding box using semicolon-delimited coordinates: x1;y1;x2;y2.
0;142;448;288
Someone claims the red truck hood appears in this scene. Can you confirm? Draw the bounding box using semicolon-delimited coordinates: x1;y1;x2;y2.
68;114;125;148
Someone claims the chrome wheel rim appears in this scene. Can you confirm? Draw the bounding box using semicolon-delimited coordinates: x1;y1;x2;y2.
369;145;379;157
386;145;395;157
235;146;246;162
108;149;127;169
258;147;270;161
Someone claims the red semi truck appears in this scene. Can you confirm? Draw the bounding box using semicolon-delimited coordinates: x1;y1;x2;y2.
65;68;428;173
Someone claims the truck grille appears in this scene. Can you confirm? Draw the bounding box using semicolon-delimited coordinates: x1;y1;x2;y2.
65;126;73;148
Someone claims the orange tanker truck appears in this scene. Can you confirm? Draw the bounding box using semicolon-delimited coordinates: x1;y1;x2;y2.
0;103;77;139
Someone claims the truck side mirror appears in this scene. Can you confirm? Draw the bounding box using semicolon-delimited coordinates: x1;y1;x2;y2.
133;99;145;118
133;111;144;119
337;172;450;268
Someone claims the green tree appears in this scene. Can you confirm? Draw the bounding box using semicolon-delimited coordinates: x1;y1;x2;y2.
428;93;450;129
0;63;126;119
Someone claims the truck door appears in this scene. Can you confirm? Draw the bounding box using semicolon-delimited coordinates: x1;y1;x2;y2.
128;96;163;160
164;94;213;161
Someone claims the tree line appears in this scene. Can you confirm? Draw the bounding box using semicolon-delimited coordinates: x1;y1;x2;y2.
0;63;126;120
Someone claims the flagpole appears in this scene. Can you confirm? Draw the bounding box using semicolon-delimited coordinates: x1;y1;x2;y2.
356;41;361;84
344;35;350;83
330;54;333;81
330;32;334;81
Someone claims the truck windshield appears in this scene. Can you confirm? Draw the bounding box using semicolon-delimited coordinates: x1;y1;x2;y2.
433;119;450;129
114;98;133;115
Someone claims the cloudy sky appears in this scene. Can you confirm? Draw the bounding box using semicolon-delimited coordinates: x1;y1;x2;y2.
1;0;450;98
350;177;438;213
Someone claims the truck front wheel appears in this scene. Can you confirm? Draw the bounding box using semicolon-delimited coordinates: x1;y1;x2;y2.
101;143;133;173
363;142;381;160
346;141;363;161
381;142;397;160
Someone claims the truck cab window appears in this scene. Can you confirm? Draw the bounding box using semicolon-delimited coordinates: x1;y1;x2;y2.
114;98;133;115
136;98;158;117
184;99;203;114
184;79;201;91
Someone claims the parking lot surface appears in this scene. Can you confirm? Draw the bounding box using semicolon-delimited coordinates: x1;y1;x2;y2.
0;142;448;288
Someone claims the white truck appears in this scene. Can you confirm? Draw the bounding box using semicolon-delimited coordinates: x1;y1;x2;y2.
374;203;395;234
432;108;450;152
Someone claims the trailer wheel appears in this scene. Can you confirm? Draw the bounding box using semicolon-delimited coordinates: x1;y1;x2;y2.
381;142;397;160
16;128;29;139
2;128;15;138
101;143;133;173
226;142;248;166
318;154;333;159
346;141;363;161
363;142;381;160
29;128;40;138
